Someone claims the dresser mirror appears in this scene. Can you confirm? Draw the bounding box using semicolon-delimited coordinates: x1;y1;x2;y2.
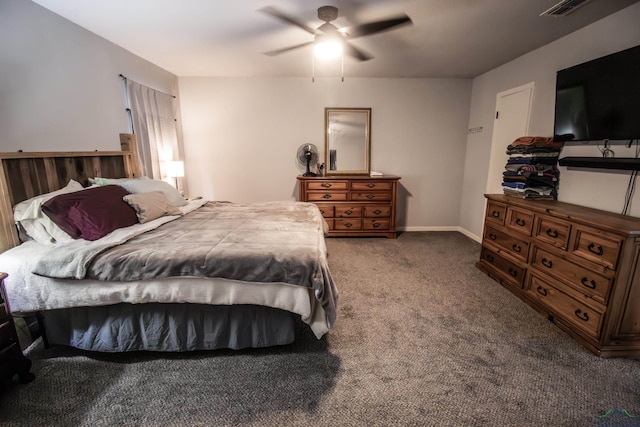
324;107;371;175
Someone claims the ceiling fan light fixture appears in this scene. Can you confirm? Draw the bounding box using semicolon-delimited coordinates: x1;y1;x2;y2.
313;39;343;60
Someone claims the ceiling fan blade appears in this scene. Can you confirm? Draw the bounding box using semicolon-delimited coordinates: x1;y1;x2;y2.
259;6;317;35
345;14;413;39
263;41;314;57
343;41;373;62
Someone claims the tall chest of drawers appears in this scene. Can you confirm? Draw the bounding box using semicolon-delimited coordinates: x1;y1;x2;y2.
297;175;401;238
0;273;34;384
477;194;640;357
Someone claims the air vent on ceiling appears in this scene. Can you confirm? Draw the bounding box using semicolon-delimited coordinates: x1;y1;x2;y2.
540;0;591;17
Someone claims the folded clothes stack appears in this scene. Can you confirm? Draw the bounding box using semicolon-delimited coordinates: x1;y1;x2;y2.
502;136;564;200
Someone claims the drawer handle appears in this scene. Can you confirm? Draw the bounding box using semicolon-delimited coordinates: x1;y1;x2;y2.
344;223;353;228
587;242;604;256
373;223;381;228
508;267;518;277
541;258;553;268
319;210;326;215
345;210;353;215
489;233;497;240
575;309;589;322
367;183;375;188
486;254;494;262
515;218;525;226
536;286;548;296
491;211;500;218
373;210;382;215
321;183;332;188
322;194;332;199
512;244;522;253
546;229;558;238
581;277;597;289
366;194;375;199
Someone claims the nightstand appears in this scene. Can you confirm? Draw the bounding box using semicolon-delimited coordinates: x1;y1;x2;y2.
0;273;34;384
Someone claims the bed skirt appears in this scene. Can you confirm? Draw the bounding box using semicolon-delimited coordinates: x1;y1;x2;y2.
39;303;297;352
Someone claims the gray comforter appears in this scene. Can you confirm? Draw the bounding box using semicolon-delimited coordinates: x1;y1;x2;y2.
32;201;337;328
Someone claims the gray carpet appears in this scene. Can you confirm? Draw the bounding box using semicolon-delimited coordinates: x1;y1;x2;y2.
1;232;638;426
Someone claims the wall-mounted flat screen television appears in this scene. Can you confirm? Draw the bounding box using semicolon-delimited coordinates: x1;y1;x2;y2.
554;44;640;142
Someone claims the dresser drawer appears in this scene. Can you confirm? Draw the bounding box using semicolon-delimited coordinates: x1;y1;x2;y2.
535;216;571;250
324;218;335;229
307;192;348;202
351;181;393;191
526;274;603;339
363;218;390;231
506;207;534;236
335;218;362;230
480;247;525;288
0;320;18;347
314;203;334;218
571;226;622;270
531;246;613;305
363;205;390;217
306;181;348;191
486;200;507;225
350;191;391;202
0;303;7;322
484;225;530;262
335;206;362;218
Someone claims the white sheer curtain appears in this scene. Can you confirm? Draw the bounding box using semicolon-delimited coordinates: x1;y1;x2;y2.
126;79;179;180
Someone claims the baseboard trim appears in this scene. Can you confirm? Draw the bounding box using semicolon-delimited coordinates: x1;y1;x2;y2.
398;226;481;243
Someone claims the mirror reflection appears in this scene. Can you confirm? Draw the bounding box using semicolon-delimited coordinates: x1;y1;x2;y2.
325;108;371;175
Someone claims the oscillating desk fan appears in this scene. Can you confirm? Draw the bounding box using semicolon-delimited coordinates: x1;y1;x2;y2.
296;144;319;176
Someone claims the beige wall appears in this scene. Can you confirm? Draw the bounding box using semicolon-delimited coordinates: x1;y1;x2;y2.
460;3;640;240
177;77;472;230
0;0;178;152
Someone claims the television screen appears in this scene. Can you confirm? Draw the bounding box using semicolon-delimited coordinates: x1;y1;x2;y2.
554;44;640;142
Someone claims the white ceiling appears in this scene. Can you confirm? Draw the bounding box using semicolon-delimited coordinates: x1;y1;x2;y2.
32;0;639;78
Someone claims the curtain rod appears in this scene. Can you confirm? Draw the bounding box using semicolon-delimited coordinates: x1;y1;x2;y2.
119;74;176;98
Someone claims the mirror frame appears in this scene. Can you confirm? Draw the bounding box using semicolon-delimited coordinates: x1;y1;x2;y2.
324;107;371;175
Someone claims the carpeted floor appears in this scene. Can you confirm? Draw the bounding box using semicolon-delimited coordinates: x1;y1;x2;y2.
0;232;638;426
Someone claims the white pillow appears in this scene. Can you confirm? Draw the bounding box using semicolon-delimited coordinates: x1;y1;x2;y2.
13;180;84;244
94;177;187;207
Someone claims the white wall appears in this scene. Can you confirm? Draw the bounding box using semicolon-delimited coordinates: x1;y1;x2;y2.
459;3;640;240
0;0;178;152
178;77;472;229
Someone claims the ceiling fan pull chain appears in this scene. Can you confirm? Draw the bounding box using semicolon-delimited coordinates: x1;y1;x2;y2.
312;51;316;83
341;53;344;82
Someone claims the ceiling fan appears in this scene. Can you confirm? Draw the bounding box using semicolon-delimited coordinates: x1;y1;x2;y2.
260;5;412;62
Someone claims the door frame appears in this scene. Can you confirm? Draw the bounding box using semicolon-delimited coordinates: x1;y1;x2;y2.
485;81;535;194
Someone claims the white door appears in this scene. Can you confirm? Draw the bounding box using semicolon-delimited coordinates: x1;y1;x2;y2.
485;82;535;194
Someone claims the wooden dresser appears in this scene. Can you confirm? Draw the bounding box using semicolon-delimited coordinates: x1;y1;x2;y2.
476;194;640;357
0;273;34;384
297;175;401;238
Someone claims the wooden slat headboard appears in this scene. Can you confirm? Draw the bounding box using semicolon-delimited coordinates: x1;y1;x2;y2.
0;134;142;252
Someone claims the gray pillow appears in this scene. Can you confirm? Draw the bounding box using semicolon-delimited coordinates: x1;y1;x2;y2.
123;191;183;224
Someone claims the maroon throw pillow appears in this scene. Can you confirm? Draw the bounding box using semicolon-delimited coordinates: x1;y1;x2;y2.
41;185;138;241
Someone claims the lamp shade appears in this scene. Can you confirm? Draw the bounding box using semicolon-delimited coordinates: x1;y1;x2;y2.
164;160;184;178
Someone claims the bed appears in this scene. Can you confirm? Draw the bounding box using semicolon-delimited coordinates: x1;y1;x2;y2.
0;145;338;352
